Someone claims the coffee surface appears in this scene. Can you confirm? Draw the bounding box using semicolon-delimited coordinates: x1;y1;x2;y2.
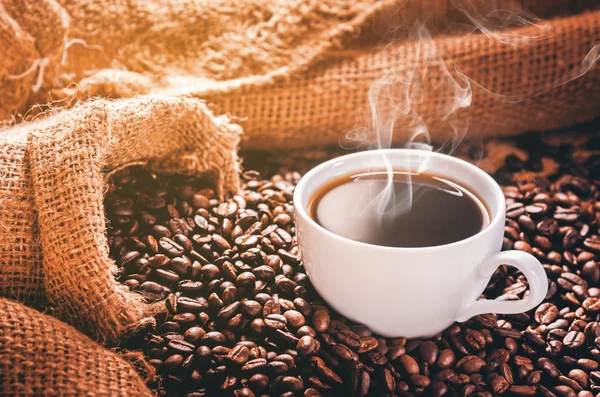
309;171;489;248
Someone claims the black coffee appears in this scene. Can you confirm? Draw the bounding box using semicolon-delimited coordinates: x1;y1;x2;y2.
308;171;489;248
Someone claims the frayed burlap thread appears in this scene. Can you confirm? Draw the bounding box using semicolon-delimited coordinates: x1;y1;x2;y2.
0;95;241;343
0;298;154;397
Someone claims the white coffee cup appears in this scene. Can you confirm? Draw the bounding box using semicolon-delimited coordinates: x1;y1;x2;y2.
294;149;548;338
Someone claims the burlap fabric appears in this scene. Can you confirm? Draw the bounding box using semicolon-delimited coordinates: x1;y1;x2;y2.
210;9;600;149
0;298;154;397
0;96;241;342
1;0;599;149
0;129;42;304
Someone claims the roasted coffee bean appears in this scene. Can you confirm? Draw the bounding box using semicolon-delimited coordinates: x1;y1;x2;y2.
376;337;389;356
154;268;180;284
419;341;439;364
173;312;196;324
584;238;600;253
152;225;171;238
582;297;600;312
304;388;321;397
537;385;557;397
526;370;542;385
233;388;254;397
464;329;486;351
430;381;449;397
236;272;256;287
148;254;170;269
332;344;356;361
168;339;195;354
507;202;526;218
459;355;486;373
297;335;320;357
177;296;208;312
518;215;536;233
222;287;238;306
227;345;250;365
564;331;585;348
490;375;510;394
241;358;267;372
268;360;289;374
311;310;330;333
179;280;203;294
264;314;287;330
184;326;206;344
366;350;388;366
537;218;559;236
448;373;470;385
582;261;600;283
213;345;232;362
297;325;317;338
535;302;559;324
163;354;183;370
336;328;361;349
577;358;599;370
262;299;281;317
399;354;420;375
279;376;304;393
554;385;577;397
274;329;299;346
386;345;406;361
526;202;548;215
158;237;185;257
110;158;600;397
434;348;454;369
509;385;537;396
568;369;589;389
350;370;370;396
309;356;343;384
358;336;379;354
283;310;305;328
538;357;560;378
274;354;295;371
202;331;227;345
248;373;269;390
410;374;431;388
514;240;533;254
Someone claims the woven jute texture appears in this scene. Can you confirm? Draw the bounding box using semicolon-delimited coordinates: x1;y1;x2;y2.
0;96;241;342
208;9;600;149
0;129;42;304
1;0;599;149
0;298;154;397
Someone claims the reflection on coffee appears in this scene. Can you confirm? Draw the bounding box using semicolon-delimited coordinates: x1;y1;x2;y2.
308;171;489;248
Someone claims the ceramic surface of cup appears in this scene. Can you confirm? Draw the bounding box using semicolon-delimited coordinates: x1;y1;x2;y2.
294;149;548;338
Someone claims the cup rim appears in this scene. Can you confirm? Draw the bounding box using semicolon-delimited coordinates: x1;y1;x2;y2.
293;149;505;252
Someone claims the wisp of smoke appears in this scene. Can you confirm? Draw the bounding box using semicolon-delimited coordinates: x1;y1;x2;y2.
338;0;599;226
452;0;552;47
361;23;471;221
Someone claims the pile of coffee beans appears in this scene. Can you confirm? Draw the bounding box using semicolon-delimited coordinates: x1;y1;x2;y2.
107;137;600;397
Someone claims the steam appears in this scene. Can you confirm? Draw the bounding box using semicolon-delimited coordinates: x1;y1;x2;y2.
354;23;472;220
339;0;600;225
452;0;551;47
468;44;600;102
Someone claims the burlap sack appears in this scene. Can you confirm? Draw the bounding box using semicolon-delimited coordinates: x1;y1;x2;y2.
2;0;598;149
0;95;241;342
0;129;42;304
0;298;154;397
207;8;600;149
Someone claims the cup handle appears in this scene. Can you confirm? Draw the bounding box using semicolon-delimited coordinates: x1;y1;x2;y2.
455;251;548;322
